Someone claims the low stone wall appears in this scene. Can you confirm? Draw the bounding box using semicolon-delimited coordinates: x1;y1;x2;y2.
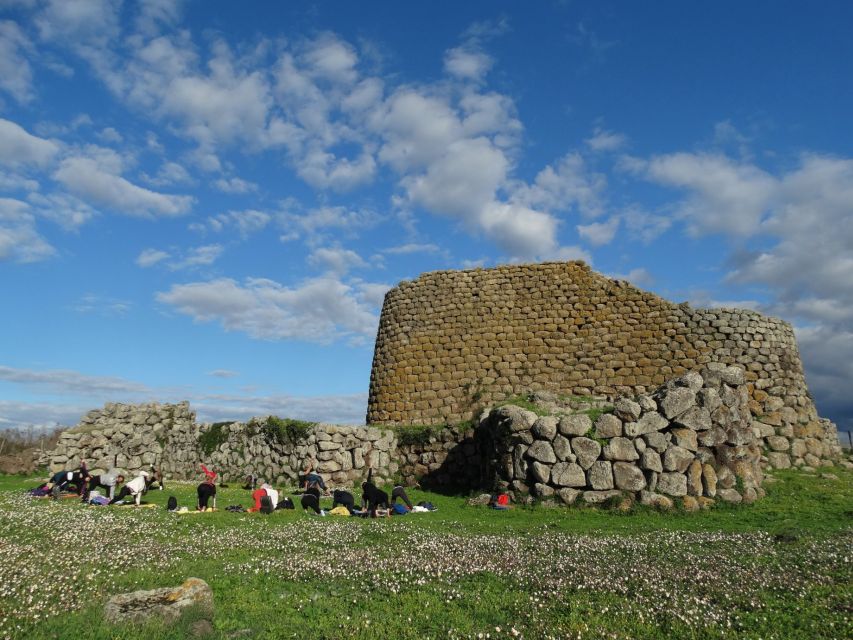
396;423;483;489
50;402;194;476
480;364;764;507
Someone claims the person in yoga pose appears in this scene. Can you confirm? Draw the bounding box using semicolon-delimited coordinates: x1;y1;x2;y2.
391;485;414;510
109;471;149;505
361;468;390;517
83;469;125;502
332;489;356;513
197;464;217;511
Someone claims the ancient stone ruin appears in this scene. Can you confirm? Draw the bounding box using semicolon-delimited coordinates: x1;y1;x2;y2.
46;261;843;507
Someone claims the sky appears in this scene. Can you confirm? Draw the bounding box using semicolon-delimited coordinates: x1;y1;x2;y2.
1;1;851;436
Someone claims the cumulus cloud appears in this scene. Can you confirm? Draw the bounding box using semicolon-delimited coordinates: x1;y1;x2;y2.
136;244;222;270
201;209;271;238
0;118;60;168
53;156;193;217
383;243;441;255
637;152;777;236
444;46;493;82
577;216;620;246
213;176;258;194
136;248;170;268
142;161;193;187
0;364;149;397
308;247;367;275
0;20;35;103
511;152;605;218
585;127;626;153
156;276;383;343
0;197;55;263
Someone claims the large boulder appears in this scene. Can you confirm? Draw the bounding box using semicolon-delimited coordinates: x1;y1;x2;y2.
571;437;601;470
612;462;646;491
103;578;213;625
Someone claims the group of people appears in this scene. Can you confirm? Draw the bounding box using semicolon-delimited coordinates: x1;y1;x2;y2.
31;460;164;506
34;459;426;518
192;461;418;518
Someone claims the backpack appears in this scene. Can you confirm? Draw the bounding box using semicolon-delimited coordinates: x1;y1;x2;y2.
417;501;436;511
260;495;274;514
276;497;295;510
167;496;178;511
392;503;408;515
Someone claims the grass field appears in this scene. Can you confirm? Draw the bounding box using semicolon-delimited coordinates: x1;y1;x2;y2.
0;467;851;640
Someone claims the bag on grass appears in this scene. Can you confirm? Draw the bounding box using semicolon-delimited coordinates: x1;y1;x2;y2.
392;503;409;515
260;495;274;514
276;497;295;510
167;496;178;511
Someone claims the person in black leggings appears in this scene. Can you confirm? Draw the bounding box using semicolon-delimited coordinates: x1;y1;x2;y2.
197;481;216;510
300;485;323;515
391;485;413;510
332;489;356;513
361;469;390;517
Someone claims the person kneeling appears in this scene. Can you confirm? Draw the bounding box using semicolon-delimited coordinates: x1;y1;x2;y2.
109;471;149;506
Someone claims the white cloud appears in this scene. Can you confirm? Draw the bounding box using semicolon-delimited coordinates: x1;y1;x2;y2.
383;243;441;255
136;248;170;268
281;205;382;240
71;293;132;316
639;152;777;236
0;364;149;397
135;244;222;270
206;369;238;379
585;127;626;152
143;161;193;187
204;209;271;238
512;153;605;218
444;46;493;82
308;247;367;275
0;197;55;263
156;276;382;343
577;216;620;246
213;176;258;194
27;191;97;229
53;156;193;217
35;0;121;45
96;127;123;143
0;118;60;168
0;20;34;103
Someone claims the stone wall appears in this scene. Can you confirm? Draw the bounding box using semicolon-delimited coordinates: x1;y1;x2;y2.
367;261;843;469
480;364;764;507
49;405;399;488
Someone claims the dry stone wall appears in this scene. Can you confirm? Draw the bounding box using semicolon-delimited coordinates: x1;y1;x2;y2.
49;404;399;488
480;364;764;507
367;261;842;468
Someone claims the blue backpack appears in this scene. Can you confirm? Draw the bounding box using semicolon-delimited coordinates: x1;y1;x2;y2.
392;503;408;515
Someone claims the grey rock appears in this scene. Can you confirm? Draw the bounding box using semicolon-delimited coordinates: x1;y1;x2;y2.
717;488;743;503
557;488;581;505
571;437;602;470
551;462;586;487
659;387;696;419
671;428;698;452
657;472;687;497
534;483;555;498
532;416;558;441
624;412;668;437
697;388;723;413
637;395;657;413
644;432;669;452
582;490;621;504
104;578;213;625
594;413;622;438
767;452;791;469
702;464;717;497
559;414;593;437
613;398;641;422
603;437;639;461
720;366;745;386
530;461;551;484
612;462;646;491
675;406;712;431
766;436;790;452
639;491;673;509
686;460;703;496
640;449;663;473
588;461;613;490
663;445;694;472
552;435;572;461
495;405;538;432
526;440;557;464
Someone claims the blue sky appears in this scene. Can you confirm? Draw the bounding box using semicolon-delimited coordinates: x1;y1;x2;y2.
1;1;852;436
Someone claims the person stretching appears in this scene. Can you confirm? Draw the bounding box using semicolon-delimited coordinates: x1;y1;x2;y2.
109;471;149;505
361;469;390;517
332;489;356;513
83;469;125;502
391;485;414;510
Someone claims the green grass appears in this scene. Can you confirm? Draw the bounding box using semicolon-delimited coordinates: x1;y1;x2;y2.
1;466;851;639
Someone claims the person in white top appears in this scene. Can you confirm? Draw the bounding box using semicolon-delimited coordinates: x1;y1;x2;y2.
108;471;149;505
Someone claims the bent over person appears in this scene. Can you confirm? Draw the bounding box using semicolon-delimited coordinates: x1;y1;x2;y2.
83;468;125;502
109;471;149;505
